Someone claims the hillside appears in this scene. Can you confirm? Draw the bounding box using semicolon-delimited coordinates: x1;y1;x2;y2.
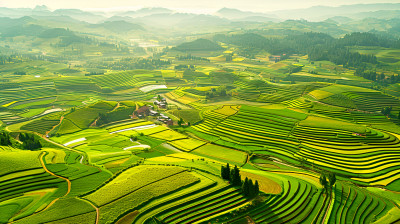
0;3;400;224
174;38;223;52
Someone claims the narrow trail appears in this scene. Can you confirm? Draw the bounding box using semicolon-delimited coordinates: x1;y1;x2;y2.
39;152;71;211
39;143;101;223
45;116;64;137
39;139;103;223
80;198;100;224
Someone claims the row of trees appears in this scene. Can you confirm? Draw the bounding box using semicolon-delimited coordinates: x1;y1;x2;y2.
355;68;400;84
221;163;242;186
221;164;260;197
86;58;171;71
242;177;260;198
177;55;210;62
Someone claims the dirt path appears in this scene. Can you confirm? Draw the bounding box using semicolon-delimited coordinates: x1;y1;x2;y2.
111;102;121;112
39;152;71;211
39;143;102;223
45;116;64;137
79;198;100;224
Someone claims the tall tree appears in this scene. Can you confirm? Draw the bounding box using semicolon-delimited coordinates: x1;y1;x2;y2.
242;177;250;196
248;179;254;197
319;174;328;194
221;163;230;180
254;180;260;196
178;118;184;127
230;165;241;186
328;173;336;196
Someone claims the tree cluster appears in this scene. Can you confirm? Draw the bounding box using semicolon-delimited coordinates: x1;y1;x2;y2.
242;177;260;197
221;163;260;197
177;118;184;127
0;131;12;146
221;163;241;186
19;133;42;151
86;57;171;71
177;54;210;62
319;172;336;196
355;68;400;84
175;64;195;70
205;86;227;99
381;106;393;116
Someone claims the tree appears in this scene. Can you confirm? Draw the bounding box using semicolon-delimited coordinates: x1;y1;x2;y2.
221;163;230;180
242;177;250;196
230;165;241;186
178;118;184;127
248;179;254;197
254;180;260;196
241;178;260;197
20;133;42;151
0;132;12;146
319;174;328;194
381;106;392;116
157;95;163;102
328;173;336;196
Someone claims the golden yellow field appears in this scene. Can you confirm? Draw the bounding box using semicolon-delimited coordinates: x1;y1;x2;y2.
240;171;282;194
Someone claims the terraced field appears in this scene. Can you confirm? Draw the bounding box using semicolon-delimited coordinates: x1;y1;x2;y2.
1;32;400;224
91;70;164;90
193;104;400;187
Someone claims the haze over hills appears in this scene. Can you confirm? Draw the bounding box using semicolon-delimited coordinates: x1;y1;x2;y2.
1;3;400;23
1;1;400;224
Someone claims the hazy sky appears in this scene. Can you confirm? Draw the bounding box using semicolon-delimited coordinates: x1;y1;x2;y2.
0;0;399;12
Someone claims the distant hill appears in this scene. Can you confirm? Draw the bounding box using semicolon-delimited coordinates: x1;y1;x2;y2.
273;3;400;21
38;28;75;38
0;16;35;29
54;9;105;23
327;16;353;24
234;16;280;23
174;39;223;52
216;8;277;20
90;21;144;33
0;24;45;37
176;14;230;27
121;7;173;18
352;10;400;20
105;16;137;23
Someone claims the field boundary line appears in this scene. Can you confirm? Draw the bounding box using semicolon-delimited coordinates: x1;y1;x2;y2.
38;151;71;212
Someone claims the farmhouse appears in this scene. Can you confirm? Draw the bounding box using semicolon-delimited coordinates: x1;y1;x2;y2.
149;110;159;116
134;106;150;118
154;97;168;109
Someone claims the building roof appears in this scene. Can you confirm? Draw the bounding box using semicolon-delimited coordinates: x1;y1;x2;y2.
136;106;150;114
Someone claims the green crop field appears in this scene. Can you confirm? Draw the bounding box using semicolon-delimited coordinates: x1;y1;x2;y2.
1;6;400;224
